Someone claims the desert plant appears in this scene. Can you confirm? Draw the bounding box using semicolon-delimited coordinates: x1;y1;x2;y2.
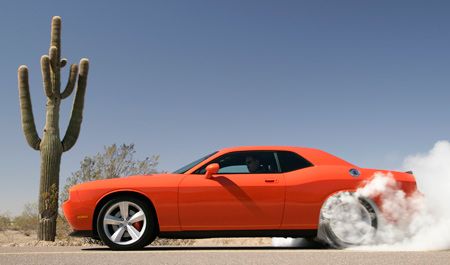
17;16;89;241
0;213;12;231
61;144;159;203
11;203;38;233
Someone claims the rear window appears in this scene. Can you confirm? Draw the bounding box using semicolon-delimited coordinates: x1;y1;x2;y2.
277;151;313;172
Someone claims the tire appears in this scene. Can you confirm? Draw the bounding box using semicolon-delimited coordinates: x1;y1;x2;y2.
97;196;157;250
317;192;378;248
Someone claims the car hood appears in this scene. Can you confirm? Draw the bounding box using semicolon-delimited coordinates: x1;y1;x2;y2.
70;173;183;192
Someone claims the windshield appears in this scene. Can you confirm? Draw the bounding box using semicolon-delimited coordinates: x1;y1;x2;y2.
173;152;217;174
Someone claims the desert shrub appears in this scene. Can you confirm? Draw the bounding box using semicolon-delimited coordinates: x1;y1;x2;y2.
12;202;38;233
0;213;12;231
60;143;159;203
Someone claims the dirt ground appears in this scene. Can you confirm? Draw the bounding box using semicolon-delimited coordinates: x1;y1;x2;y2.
0;229;272;247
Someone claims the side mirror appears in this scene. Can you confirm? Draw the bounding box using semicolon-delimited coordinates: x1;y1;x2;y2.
205;163;219;179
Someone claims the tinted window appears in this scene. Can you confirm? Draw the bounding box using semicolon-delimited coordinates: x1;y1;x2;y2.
276;151;313;172
194;151;279;174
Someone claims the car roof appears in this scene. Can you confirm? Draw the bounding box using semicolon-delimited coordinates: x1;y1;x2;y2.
218;146;355;167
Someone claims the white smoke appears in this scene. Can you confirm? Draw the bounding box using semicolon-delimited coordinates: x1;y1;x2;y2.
271;238;315;248
273;141;450;250
358;140;450;250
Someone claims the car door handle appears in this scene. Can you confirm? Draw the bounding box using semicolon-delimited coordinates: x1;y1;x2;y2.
265;179;277;183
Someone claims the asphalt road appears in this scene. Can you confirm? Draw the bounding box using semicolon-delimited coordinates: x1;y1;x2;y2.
0;246;449;265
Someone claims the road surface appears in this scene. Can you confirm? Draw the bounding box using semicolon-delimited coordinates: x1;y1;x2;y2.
0;246;449;265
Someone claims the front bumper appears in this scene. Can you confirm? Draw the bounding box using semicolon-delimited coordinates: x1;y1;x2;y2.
62;190;95;231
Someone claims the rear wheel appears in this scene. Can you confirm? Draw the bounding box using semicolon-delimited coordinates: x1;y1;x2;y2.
317;192;378;248
97;196;157;250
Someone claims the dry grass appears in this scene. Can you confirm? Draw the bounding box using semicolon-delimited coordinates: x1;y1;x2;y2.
0;203;101;246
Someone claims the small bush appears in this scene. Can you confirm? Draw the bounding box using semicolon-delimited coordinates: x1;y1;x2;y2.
0;213;12;231
61;143;159;204
12;203;38;233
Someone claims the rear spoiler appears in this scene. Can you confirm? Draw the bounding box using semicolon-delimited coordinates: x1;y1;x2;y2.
405;170;413;174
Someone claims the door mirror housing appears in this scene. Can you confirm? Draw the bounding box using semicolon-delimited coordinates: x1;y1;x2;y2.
205;163;220;179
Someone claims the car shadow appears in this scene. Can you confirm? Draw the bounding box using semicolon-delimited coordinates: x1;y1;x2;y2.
82;240;328;251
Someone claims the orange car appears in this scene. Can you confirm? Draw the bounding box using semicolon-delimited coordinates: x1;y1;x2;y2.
63;146;417;250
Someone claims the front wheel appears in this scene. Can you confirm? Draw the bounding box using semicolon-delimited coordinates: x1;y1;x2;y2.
97;196;157;250
317;192;378;248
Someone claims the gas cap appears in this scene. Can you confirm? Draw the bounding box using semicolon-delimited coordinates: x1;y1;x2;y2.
349;168;360;177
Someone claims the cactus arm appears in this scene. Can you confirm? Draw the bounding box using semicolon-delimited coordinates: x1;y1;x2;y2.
49;46;60;96
50;16;61;63
18;66;41;150
49;46;58;72
61;59;89;152
49;16;62;96
40;56;53;98
60;64;78;99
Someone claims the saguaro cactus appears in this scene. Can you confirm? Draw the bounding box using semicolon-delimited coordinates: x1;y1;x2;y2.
18;16;89;241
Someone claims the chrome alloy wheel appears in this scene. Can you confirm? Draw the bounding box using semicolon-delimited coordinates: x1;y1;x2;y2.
102;201;147;245
318;192;378;248
327;198;374;245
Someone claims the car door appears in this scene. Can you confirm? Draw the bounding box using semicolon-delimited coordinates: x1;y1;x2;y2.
178;151;286;230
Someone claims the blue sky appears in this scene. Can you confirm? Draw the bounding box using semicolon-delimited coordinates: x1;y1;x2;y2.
1;0;450;215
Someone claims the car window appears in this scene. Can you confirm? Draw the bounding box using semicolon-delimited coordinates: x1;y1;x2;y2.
276;151;313;172
173;152;217;174
218;165;249;174
194;151;279;174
